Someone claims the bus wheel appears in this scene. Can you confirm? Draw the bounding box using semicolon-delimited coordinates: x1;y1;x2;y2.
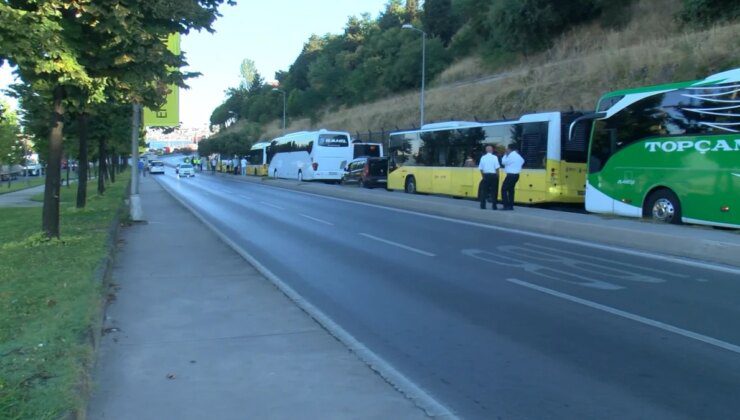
298;170;303;182
404;176;417;194
645;189;682;224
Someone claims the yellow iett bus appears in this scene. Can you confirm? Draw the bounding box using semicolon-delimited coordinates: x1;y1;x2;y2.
246;141;270;176
387;112;590;204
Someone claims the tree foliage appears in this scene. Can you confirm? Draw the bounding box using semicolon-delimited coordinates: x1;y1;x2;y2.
679;0;740;24
0;99;21;165
0;0;232;237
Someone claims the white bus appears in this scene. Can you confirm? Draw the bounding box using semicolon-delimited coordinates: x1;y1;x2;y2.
268;130;353;182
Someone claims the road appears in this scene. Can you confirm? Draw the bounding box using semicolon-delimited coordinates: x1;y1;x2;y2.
153;167;740;419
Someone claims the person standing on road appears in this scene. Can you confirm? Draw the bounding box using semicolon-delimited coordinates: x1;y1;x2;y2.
211;158;217;174
501;144;525;210
138;159;145;178
241;156;247;176
478;145;500;210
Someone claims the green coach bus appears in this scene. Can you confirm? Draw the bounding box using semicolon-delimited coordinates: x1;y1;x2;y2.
571;68;739;228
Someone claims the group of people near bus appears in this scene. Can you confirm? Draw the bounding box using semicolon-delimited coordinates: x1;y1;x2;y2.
210;156;251;176
478;144;524;211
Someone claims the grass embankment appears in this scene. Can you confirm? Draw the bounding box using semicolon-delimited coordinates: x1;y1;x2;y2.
0;172;129;419
257;0;739;138
0;178;46;195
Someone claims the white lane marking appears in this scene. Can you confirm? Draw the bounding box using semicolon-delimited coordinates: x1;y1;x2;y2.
260;201;285;210
507;278;740;355
246;183;740;275
463;248;622;290
240;194;251;199
359;233;436;257
525;243;687;278
299;213;334;226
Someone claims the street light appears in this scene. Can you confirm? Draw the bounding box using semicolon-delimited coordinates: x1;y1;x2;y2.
402;23;427;128
272;88;287;133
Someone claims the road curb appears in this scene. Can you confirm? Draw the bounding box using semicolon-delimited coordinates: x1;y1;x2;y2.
211;173;740;268
63;184;128;420
155;177;458;419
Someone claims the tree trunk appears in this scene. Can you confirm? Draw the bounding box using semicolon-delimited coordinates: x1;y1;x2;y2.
109;156;116;183
98;137;106;195
42;87;65;238
76;113;89;208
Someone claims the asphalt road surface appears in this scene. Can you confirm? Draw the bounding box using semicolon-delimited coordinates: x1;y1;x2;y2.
153;168;740;419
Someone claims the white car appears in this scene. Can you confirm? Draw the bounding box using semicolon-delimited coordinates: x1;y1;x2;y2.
23;163;42;176
149;160;165;175
177;163;195;178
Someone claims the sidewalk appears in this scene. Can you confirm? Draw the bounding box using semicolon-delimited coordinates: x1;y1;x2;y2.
87;176;427;419
0;184;44;207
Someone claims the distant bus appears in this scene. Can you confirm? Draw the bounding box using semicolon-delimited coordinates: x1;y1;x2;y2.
387;112;590;204
246;141;270;176
353;142;383;159
572;68;739;228
268;130;353;182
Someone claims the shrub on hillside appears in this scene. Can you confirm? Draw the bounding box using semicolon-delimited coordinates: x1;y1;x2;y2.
679;0;740;24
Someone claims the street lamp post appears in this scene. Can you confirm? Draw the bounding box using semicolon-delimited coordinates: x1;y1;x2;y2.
272;88;287;133
402;23;427;128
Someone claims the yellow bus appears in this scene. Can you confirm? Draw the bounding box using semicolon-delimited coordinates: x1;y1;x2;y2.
246;141;270;176
387;112;589;204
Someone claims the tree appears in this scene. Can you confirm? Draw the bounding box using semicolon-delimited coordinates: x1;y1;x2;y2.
0;0;232;236
378;0;406;30
405;0;419;21
240;58;258;90
0;99;21;175
423;0;457;45
679;0;740;24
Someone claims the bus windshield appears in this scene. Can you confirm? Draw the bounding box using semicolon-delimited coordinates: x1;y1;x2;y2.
318;134;349;147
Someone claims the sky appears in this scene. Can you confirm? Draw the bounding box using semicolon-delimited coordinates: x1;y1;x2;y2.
0;0;390;128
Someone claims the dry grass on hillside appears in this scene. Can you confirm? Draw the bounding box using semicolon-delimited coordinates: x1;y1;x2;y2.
258;0;739;138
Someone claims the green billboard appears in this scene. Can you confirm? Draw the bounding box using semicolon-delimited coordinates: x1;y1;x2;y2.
143;34;180;127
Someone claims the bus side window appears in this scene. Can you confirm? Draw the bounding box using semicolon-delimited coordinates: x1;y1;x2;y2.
520;122;548;169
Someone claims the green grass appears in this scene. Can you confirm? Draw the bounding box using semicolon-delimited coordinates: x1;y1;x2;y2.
0;178;46;195
0;171;129;420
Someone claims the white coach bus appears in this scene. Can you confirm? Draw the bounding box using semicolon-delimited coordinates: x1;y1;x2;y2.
268;129;353;182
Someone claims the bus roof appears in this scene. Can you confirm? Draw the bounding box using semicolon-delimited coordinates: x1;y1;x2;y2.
389;112;564;136
600;80;698;100
250;141;271;149
276;129;349;140
599;68;740;99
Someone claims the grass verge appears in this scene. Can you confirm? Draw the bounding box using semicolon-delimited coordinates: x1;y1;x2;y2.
0;171;129;419
0;178;46;195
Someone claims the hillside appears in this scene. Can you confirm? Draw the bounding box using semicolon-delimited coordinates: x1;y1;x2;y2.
215;0;740;143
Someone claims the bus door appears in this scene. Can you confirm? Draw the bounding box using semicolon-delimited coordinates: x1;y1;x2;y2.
517;122;549;203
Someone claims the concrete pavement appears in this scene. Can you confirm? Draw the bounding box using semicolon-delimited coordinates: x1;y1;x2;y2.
153;168;740;419
87;175;428;420
0;184;43;207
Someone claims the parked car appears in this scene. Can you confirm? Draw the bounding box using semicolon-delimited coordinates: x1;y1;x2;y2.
177;163;195;178
149;160;165;175
342;157;388;188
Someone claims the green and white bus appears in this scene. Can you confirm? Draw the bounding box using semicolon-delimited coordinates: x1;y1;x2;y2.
572;68;739;228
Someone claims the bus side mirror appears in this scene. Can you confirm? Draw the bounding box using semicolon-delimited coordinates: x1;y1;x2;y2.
568;112;606;142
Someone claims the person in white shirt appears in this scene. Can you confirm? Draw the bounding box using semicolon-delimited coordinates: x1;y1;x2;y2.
501;144;525;210
478;145;501;210
241;157;248;176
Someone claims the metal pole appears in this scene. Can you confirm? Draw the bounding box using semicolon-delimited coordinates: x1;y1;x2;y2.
421;31;426;128
130;103;144;221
